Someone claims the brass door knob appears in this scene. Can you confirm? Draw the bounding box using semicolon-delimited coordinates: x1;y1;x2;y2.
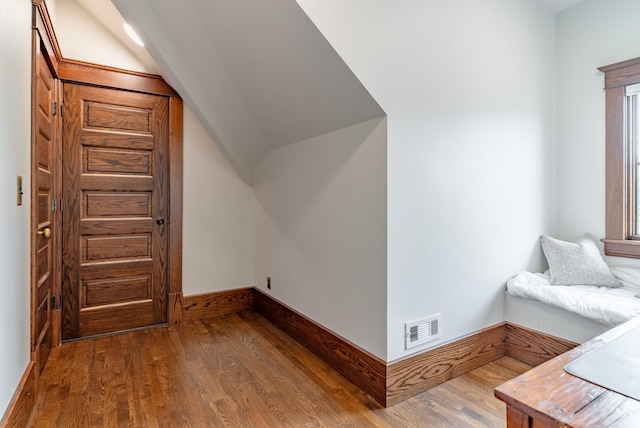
37;227;51;239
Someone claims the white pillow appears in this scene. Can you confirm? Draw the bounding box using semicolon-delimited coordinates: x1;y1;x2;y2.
540;234;621;287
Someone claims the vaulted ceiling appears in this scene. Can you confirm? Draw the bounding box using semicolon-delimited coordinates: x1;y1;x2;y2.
110;0;385;185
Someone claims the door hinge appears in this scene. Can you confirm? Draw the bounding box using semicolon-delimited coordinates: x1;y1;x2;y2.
52;101;58;116
51;198;56;212
51;294;62;311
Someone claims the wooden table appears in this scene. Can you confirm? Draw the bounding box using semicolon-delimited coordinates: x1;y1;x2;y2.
495;316;640;427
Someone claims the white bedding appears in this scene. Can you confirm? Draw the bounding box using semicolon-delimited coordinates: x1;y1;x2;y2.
507;267;640;327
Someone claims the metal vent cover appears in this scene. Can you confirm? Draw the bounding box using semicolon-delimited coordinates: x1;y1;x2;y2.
405;314;442;349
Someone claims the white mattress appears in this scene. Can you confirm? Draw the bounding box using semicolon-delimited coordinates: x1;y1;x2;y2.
507;267;640;327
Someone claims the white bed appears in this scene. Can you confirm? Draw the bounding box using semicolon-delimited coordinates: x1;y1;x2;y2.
506;267;640;343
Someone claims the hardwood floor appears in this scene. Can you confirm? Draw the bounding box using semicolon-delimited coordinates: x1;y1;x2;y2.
31;311;531;427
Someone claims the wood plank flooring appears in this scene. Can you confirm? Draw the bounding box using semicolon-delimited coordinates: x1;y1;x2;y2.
31;311;531;427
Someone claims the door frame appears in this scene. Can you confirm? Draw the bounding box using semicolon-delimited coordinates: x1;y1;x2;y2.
31;0;184;351
31;17;61;372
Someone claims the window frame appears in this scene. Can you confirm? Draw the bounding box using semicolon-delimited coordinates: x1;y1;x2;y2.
599;56;640;258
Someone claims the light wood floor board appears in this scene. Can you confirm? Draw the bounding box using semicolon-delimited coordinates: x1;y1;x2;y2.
31;311;531;427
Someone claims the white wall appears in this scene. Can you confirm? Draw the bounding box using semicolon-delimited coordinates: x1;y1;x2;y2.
183;107;255;294
0;0;33;417
56;0;148;72
557;0;640;269
297;0;557;361
254;118;387;359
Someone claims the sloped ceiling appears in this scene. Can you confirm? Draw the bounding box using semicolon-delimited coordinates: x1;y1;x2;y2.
70;0;159;73
111;0;385;185
535;0;585;11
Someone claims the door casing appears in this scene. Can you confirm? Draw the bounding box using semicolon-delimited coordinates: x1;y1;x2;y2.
31;0;184;354
31;19;60;376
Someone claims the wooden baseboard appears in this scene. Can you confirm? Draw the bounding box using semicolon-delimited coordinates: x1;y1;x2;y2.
246;291;578;407
385;322;577;406
253;288;388;406
183;288;253;321
0;360;36;428
505;323;578;366
386;323;507;406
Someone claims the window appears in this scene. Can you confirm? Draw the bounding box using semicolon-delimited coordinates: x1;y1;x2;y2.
599;57;640;258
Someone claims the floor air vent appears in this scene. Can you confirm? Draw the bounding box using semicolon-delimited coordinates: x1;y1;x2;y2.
405;314;441;350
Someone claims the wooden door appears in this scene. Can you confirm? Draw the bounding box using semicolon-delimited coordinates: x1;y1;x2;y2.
32;33;58;374
61;83;169;340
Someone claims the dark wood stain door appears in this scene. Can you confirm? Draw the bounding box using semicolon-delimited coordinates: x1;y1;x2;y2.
61;83;169;340
32;33;57;373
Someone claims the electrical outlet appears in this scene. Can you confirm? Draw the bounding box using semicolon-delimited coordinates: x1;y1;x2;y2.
267;276;271;289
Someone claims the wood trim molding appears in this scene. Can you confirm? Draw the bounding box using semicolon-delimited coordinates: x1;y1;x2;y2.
386;323;507;406
168;292;184;324
0;361;36;428
32;1;61;73
598;56;640;89
253;289;388;406
167;97;184;323
58;59;179;97
603;238;640;258
604;86;627;243
183;288;254;321
599;56;640;258
505;323;578;366
386;322;578;406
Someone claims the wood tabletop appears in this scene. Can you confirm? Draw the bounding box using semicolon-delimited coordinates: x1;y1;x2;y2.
495;316;640;427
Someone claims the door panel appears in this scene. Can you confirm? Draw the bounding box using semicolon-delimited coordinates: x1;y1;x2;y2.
62;83;168;340
32;35;57;374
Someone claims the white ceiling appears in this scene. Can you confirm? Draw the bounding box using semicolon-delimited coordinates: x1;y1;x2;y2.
71;0;159;73
535;0;585;12
188;0;386;150
110;0;385;185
